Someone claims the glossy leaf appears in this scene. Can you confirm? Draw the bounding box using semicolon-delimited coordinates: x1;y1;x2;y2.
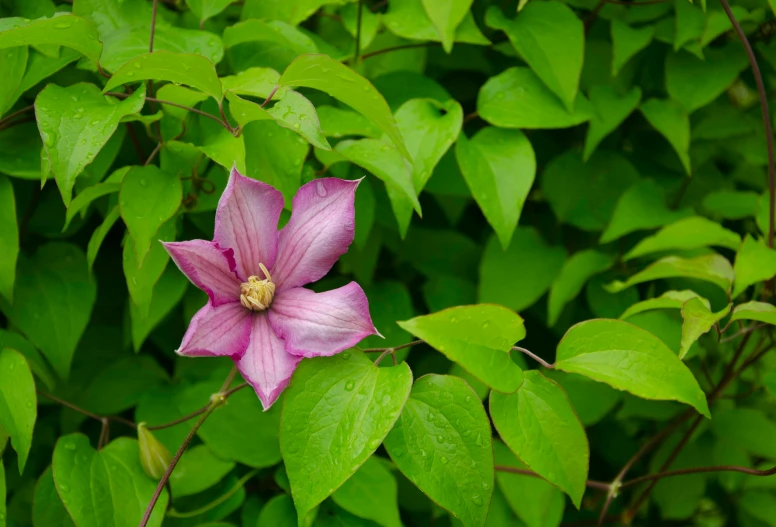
63;182;120;232
0;15;101;63
35;83;145;206
611;20;654;76
332;457;402;527
130;266;188;351
491;371;589;507
0;46;26;117
679;298;730;359
52;434;168;527
666;45;747;112
732;235;776;298
620;290;708;320
0;348;36;473
33;467;75;527
0;244;95;379
169;445;235;498
639;98;691;174
729;300;776;326
384;375;493;527
278;54;410;159
119;166;181;266
456;127;535;249
103;51;222;101
281;351;412;520
555;319;710;417
478;67;592;129
186;0;233;23
548;250;614;326
383;0;490;46
606;254;734;294
0;176;18;303
123;220;175;320
422;0;474;52
487;2;584;111
398;305;525;393
624;216;741;260
223;19;318;54
243;121;308;205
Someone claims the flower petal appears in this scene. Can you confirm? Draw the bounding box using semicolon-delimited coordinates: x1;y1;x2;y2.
272;178;359;289
164;240;240;306
177;301;251;357
214;167;285;280
235;312;302;410
269;283;378;357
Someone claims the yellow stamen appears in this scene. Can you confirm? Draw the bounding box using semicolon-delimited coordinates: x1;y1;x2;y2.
239;263;275;311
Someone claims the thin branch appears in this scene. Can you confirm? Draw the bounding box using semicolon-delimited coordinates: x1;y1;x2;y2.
361;340;424;353
513;347;554;369
145;142;162;166
584;0;608;32
37;391;137;429
0;104;35;130
495;466;610;490
463;111;479;124
720;323;766;343
361;42;439;60
149;0;159;53
261;86;279;108
620;464;776;489
125;122;146;163
719;0;775;247
106;92;230;130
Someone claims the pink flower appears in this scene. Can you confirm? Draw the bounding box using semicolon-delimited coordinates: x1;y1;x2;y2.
164;168;379;409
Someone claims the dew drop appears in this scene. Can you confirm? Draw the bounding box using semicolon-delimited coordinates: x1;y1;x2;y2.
54;21;72;29
420;449;426;457
59;483;70;492
293;122;300;129
474;434;483;447
315;180;328;197
140;178;148;187
26;401;33;408
482;482;491;491
437;435;444;443
381;394;392;405
440;456;449;464
368;439;380;449
341;351;351;360
74;113;83;119
64;442;77;451
345;380;355;391
464;395;472;403
133;62;141;69
471;495;483;506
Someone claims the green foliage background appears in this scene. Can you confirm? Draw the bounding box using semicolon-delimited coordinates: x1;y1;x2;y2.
1;0;776;526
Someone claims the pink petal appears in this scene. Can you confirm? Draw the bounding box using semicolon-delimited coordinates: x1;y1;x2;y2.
164;240;240;306
235;312;302;410
177;301;251;357
272;178;359;289
269;283;378;358
214;167;285;281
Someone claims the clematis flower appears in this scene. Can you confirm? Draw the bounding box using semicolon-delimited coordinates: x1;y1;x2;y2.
164;167;379;409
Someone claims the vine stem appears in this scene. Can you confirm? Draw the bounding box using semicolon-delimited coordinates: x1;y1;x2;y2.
37;391;136;429
138;367;239;527
513;346;553;369
494;466;610;490
620;463;776;489
106;92;233;132
718;0;775;247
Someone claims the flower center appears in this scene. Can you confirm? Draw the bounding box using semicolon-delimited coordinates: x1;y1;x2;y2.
239;263;275;311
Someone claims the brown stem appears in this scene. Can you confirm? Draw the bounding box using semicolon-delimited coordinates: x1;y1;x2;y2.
145;142;162;166
261;86;279;108
620;464;776;489
106;92;229;130
495;465;610;490
719;0;775;246
584;0;608;32
361;339;424;353
513;346;554;369
37;391;137;429
149;0;159;53
361;42;439;60
0;104;35;130
125;122;146;163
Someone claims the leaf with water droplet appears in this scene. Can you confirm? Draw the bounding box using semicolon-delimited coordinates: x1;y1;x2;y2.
53;433;168;527
281;350;412;521
34;82;145;206
0;15;101;64
384;374;493;527
0;347;36;473
331;456;402;527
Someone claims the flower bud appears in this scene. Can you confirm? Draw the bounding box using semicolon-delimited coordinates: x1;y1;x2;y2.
137;422;172;480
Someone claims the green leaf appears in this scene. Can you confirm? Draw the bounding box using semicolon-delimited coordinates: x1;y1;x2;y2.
422;0;474;52
52;434;168;527
0;46;27;117
169;444;235;499
103;51;222;102
0;348;36;473
35;83;145;206
674;0;705;50
221;67;282;100
478;67;593;129
398;305;525;393
712;408;776;459
130;266;188;351
281;351;412;520
317;105;382;139
332;457;401;527
732;235;776;298
491;371;589;507
493;441;564;527
583;86;641;161
729;300;776;326
486;2;584;111
123;220;175;320
243;121;308;206
606;254;734;294
335;139;421;236
624;216;741;260
225;91;330;150
120;166;181;265
257;495;297;527
87;205;121;271
555;319;710;417
0;243;95;379
384;375;493;527
278;54;410;160
79;356;168;415
703;190;759;220
666;45;747;112
601;180;692;243
0;330;55;391
548;250;614;326
611;20;654;76
679;298;730;359
0;15;101;64
542;370;621;427
12;49;80;110
479;229;566;312
639;98;691;174
620;290;708;320
383;0;490;46
33;467;75;527
456;127;535;249
63;182;120;232
0;176;18;303
186;0;233;24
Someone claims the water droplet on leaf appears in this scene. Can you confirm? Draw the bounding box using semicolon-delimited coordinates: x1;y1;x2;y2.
345;380;355;391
